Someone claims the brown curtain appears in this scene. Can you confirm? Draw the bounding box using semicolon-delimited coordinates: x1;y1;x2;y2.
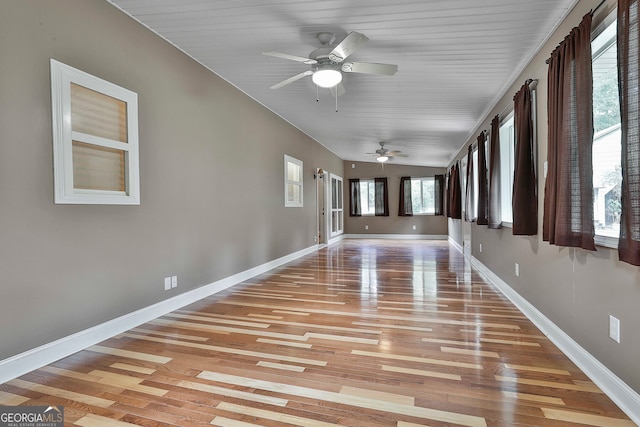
349;179;361;216
464;145;475;221
477;132;489;225
374;177;389;216
543;13;595;249
618;0;640;265
450;163;462;219
435;174;445;216
399;176;413;216
488;115;502;228
512;82;538;235
445;171;451;217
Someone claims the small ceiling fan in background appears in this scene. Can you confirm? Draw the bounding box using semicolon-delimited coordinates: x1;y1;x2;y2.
368;141;408;163
263;31;398;98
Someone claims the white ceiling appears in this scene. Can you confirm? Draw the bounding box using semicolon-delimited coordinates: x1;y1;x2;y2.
109;0;577;167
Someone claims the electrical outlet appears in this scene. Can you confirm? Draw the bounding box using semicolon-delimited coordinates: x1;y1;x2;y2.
365;225;368;230
479;243;483;253
164;277;171;291
609;315;621;343
515;263;520;277
171;276;178;288
412;225;417;230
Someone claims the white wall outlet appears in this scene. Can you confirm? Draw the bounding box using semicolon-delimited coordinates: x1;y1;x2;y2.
412;225;417;230
351;163;355;169
164;277;171;291
479;243;483;252
609;315;621;343
171;276;178;288
365;225;368;230
515;263;520;277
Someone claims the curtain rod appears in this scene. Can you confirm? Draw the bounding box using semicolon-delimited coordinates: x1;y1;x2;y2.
546;2;605;64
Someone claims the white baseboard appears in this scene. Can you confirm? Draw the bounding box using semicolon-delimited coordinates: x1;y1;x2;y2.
471;256;640;425
0;244;319;385
327;233;346;245
346;234;448;240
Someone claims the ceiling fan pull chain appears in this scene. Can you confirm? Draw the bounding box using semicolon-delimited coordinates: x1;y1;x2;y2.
316;84;319;102
335;88;338;112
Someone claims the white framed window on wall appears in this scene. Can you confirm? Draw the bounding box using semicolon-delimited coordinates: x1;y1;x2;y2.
284;155;303;207
358;179;376;215
499;113;515;225
50;59;140;205
411;177;436;214
330;174;344;237
592;14;621;248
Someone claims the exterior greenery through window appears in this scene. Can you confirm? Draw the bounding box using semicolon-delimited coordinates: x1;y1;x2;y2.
499;115;515;224
358;180;376;215
592;18;621;240
411;177;435;214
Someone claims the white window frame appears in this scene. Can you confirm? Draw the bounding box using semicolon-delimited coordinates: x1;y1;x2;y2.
50;59;140;205
330;174;344;237
410;177;436;215
359;179;376;216
284;155;304;207
499;113;515;226
592;13;621;249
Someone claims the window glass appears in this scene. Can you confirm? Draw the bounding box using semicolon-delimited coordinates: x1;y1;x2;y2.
411;177;435;214
499;115;515;224
284;155;303;207
592;19;621;239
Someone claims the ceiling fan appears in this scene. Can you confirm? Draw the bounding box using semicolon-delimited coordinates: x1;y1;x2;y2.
263;31;398;96
368;142;408;163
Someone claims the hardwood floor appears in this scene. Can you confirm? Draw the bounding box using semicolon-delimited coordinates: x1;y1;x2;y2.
0;240;635;426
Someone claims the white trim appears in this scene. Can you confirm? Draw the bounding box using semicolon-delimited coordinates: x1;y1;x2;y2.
471;256;640;426
346;234;447;240
328;233;346;246
448;236;464;254
0;244;318;385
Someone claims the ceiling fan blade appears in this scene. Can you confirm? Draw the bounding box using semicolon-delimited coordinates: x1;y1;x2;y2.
329;82;345;97
262;51;317;65
388;153;409;157
328;31;369;62
342;62;398;75
270;70;313;89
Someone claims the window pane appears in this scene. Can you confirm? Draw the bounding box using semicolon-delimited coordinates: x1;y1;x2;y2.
287;162;300;182
71;83;128;143
592;20;621;238
337;180;343;209
423;179;435;214
411;180;422;213
499;116;515;223
287;183;300;203
72;141;125;191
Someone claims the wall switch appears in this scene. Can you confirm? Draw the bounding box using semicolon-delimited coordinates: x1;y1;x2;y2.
351;163;355;169
412;225;417;230
479;243;483;252
609;315;621;343
164;277;171;291
365;225;368;230
515;263;520;277
171;276;178;288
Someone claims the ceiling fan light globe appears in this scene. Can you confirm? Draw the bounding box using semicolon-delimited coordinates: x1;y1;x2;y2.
312;69;342;88
377;155;389;163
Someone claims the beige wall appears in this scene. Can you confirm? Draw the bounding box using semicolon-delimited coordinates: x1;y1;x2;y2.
343;161;448;236
0;0;343;361
450;0;640;393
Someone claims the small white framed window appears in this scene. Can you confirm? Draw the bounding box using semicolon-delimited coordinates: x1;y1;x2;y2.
284;155;303;207
50;59;140;205
358;179;376;215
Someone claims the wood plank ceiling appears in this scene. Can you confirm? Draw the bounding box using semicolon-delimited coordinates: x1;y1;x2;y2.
108;0;578;167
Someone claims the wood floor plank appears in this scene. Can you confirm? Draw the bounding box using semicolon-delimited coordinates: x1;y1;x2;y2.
0;240;632;426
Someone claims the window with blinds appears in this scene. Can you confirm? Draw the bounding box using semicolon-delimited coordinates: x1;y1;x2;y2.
51;59;140;204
